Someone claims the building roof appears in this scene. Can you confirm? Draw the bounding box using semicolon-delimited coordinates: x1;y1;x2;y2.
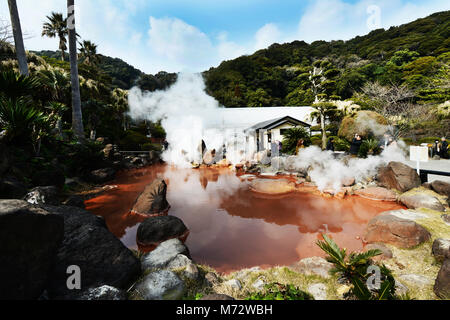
246;115;311;132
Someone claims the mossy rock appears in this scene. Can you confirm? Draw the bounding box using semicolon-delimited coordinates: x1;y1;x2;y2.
338;111;388;142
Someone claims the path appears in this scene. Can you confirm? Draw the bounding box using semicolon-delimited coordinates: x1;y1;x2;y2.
402;159;450;183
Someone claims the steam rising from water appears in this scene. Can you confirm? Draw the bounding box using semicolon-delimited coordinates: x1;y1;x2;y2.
128;73;407;191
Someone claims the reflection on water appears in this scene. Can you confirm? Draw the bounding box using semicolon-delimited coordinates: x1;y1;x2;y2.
85;165;404;273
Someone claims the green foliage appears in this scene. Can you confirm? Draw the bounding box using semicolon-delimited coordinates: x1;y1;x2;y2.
119;130;151;151
316;234;398;300
328;136;350;151
0;71;39;102
359;138;381;157
246;283;313;300
281;127;310;154
418;136;441;144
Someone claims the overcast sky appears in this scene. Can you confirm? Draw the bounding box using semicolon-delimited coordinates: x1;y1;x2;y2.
1;0;449;74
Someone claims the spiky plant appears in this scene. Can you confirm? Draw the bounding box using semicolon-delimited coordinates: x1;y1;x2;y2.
281;126;310;154
316;234;397;300
0;70;39;102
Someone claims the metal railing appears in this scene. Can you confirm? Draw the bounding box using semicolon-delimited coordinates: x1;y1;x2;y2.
417;169;450;183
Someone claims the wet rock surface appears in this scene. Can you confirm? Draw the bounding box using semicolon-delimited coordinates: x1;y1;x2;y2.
354;187;397;201
0;200;64;300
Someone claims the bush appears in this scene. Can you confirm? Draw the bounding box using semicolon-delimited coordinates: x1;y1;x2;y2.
328;136;350;151
418;136;441;144
119;130;150;151
142;143;162;152
281;127;311;154
338;111;388;142
246;283;313;300
359;138;380;157
310;136;322;146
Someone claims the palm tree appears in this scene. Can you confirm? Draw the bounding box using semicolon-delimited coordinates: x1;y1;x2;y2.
7;0;28;75
78;40;100;66
281;127;310;155
42;12;68;61
67;0;84;142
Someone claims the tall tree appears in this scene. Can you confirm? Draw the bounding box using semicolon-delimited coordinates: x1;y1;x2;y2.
78;40;100;66
42;12;68;61
67;0;84;142
310;102;341;150
7;0;28;75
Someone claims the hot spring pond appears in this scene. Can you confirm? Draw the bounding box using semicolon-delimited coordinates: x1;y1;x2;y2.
85;165;403;273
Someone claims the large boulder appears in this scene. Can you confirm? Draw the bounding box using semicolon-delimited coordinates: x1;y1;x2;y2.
0;200;64;300
364;214;431;248
432;239;450;262
136;215;189;251
0;176;28;199
141;239;191;271
44;205;141;299
24;186;60;206
430;180;450;198
249;178;296;195
399;191;445;212
202;149;216;165
132;270;186;300
88;168;116;184
354;187;398;201
434;259;450;299
376;162;421;193
131;179;170;216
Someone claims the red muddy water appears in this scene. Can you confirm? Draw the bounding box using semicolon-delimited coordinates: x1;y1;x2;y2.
85;165;404;273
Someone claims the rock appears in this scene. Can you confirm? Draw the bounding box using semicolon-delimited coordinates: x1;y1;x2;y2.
430;180;450;198
0;200;64;300
205;272;219;286
383;209;428;221
88;168;116;184
133;270;186;300
136;216;189;251
395;280;409;296
364;243;393;260
102;144;114;160
249;178;296;195
254;150;271;165
217;159;231;168
434;259;450;299
354;187;398;201
252;279;265;290
63;195;86;209
32;167;66;190
77;286;127;301
289;257;334;279
24;186;60;206
442;214;450;224
131;179;170;215
376;162;421;193
342;177;356;187
307;283;327;300
432;239;450;262
0;177;28;199
44;205;141;299
141;239;190;271
203;150;216;165
184;263;199;280
271;157;285;171
225;279;242;290
284;156;308;176
200;294;234;300
399;274;433;286
399;191;445;212
167;254;193;269
364;214;431;248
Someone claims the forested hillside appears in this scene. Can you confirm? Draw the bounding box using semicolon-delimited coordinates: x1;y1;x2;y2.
203;10;450;107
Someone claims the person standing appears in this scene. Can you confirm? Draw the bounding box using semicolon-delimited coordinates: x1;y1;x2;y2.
440;137;449;159
350;134;362;156
326;138;335;152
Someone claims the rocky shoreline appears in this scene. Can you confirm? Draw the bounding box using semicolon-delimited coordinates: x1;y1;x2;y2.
0;157;449;300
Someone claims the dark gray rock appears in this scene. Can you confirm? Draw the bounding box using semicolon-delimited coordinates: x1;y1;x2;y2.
430;180;450;198
24;186;60;206
76;285;127;300
44;205;141;299
0;200;64;300
136;215;188;249
63;195;86;209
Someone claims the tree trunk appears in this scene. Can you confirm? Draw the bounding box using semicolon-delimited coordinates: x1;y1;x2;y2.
7;0;28;76
67;0;84;142
321;112;327;150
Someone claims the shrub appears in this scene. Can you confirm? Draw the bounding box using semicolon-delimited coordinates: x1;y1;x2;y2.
359;138;380;157
338;111;388;142
246;283;313;300
119;130;150;151
418;137;441;144
281;127;311;154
